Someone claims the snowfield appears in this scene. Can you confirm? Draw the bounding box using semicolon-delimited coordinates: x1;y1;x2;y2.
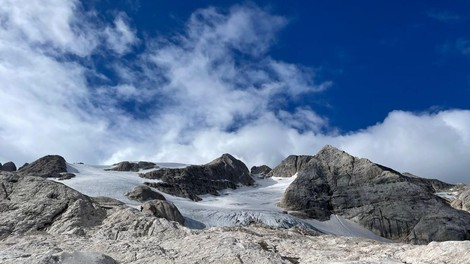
59;163;389;242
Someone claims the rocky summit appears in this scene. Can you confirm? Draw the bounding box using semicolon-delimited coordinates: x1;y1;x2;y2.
0;161;17;172
18;155;68;178
280;145;470;244
140;153;254;201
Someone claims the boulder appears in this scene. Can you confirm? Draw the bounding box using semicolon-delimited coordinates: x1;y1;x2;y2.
140;154;253;201
267;155;313;177
1;161;17;172
142;200;185;225
0;172;106;237
251;165;272;176
279;145;470;244
0;162;2;170
18;155;67;178
125;185;166;202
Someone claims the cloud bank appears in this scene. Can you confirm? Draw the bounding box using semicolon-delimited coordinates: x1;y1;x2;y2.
0;1;469;183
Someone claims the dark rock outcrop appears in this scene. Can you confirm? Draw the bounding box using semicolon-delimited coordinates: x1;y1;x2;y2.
106;161;157;172
142;200;185;225
140;154;254;201
279;145;470;244
18;155;67;178
1;161;17;172
18;163;29;171
125;185;166;202
251;165;272;176
267;155;314;177
0;172;106;237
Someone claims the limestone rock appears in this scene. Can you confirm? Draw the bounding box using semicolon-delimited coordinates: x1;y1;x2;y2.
0;172;106;237
402;172;454;192
250;165;272;177
40;251;118;264
125;185;166;202
142;200;185;225
267;155;313;177
106;161;157;172
18;155;67;178
452;186;470;212
279;145;470;244
140;154;253;201
1;162;16;172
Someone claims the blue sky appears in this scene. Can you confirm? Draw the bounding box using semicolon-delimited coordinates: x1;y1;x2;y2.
0;0;469;183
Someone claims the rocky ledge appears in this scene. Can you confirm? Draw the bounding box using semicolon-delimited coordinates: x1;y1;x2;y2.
140;154;254;201
279;145;470;244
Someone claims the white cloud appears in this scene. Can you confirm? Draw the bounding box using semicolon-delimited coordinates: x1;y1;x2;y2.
0;2;469;185
335;110;470;183
0;0;99;56
104;13;138;55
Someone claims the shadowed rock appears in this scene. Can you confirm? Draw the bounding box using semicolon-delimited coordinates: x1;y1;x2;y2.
279;145;470;244
251;165;272;177
1;161;17;172
140;154;253;201
125;185;166;202
18;155;67;178
142;200;185;225
106;161;157;172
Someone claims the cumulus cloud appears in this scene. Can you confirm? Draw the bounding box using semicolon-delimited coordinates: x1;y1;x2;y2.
0;2;469;184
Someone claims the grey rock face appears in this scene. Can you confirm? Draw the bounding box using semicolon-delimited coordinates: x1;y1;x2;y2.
267;155;314;177
1;161;16;172
280;145;470;244
402;172;454;192
250;165;272;176
0;172;106;237
452;186;470;213
142;200;185;225
125;185;166;202
140;154;254;201
18;155;67;178
106;161;157;172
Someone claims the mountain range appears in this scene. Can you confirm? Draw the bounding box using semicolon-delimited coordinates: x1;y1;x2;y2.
1;145;469;263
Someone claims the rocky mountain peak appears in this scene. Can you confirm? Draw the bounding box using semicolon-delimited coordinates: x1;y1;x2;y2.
18;155;67;178
140;153;253;201
279;146;470;244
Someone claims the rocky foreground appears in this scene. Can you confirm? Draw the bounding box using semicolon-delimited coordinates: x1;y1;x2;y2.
1;146;470;263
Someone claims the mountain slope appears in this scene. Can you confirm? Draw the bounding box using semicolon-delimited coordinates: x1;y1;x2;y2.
280;145;470;244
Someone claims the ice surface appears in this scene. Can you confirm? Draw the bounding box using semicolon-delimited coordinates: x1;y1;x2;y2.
58;163;389;242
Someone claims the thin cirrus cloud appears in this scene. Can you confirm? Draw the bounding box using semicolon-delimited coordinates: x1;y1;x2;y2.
0;1;469;183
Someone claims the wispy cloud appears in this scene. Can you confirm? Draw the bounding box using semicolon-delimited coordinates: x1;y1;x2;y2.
427;10;463;23
0;2;469;183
